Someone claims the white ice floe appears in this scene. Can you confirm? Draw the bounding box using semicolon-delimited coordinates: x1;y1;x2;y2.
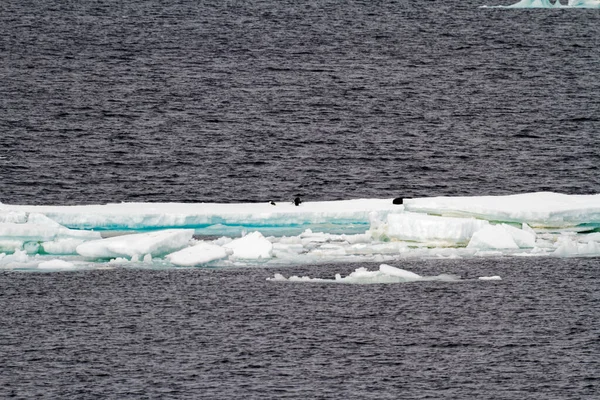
166;241;230;267
478;276;502;281
223;231;273;259
0;193;597;269
76;229;194;260
267;264;461;284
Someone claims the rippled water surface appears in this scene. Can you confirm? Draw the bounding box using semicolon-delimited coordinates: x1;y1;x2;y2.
1;0;599;204
1;0;600;398
1;258;599;399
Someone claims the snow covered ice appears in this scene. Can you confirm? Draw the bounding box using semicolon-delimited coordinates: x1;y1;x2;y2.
0;192;598;271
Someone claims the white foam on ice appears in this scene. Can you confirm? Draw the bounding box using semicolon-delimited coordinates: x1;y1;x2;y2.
166;241;231;267
76;229;194;260
267;264;461;284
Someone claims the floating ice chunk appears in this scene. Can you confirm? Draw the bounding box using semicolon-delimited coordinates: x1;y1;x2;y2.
38;259;76;270
0;248;30;267
507;0;554;7
500;224;536;248
568;0;600;7
467;225;519;250
479;276;502;281
268;264;460;284
224;231;273;259
553;235;600;257
166;241;230;267
76;229;194;260
382;212;489;244
379;264;422;279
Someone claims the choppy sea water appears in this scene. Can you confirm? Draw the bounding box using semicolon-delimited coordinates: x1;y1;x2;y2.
1;258;599;399
1;0;600;398
1;0;599;204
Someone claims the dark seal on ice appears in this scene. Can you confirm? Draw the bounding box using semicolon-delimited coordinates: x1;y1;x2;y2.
392;197;403;205
294;197;302;206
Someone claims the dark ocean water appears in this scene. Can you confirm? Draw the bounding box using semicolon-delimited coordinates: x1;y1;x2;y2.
1;0;600;398
1;0;599;205
1;258;599;399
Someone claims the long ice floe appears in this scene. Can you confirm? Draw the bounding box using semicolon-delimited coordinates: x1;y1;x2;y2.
267;264;497;284
0;192;598;271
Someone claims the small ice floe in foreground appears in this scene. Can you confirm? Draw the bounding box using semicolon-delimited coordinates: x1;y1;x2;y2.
267;264;462;284
478;276;502;281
